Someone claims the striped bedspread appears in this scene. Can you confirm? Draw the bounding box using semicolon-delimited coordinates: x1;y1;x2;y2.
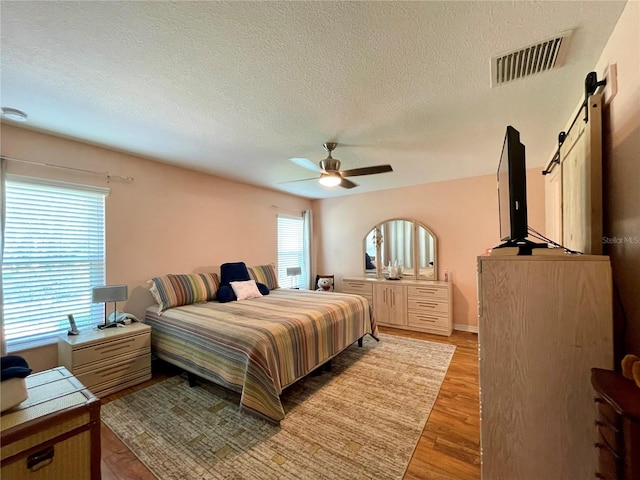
145;288;378;421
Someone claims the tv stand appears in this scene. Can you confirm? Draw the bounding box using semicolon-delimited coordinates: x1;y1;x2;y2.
493;238;548;255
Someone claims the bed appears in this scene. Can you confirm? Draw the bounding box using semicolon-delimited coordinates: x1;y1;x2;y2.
145;288;378;422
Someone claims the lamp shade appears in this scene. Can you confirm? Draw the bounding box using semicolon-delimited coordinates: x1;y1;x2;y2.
286;267;301;276
92;285;128;303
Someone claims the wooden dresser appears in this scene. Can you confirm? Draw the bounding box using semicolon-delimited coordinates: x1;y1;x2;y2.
477;255;613;480
342;277;452;336
58;322;151;398
591;368;640;480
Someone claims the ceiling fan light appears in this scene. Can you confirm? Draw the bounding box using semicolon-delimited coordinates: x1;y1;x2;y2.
319;173;341;187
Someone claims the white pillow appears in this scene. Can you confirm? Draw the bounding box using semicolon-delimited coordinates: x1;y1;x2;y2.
230;280;263;301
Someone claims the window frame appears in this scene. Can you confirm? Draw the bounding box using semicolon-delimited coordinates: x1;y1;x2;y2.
277;214;306;289
2;175;108;352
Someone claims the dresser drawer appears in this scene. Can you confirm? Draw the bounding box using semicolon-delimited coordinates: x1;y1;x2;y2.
596;418;621;455
75;353;151;393
407;285;448;300
72;331;150;368
343;281;373;295
408;310;449;330
407;298;448;313
596;439;621;480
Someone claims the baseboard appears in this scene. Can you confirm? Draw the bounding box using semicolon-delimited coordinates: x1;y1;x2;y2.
453;324;478;334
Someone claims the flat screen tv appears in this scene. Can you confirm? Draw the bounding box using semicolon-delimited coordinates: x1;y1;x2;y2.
497;126;528;243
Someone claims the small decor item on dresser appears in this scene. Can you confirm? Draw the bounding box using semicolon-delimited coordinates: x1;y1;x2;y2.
1;355;32;412
621;353;640;388
388;261;402;280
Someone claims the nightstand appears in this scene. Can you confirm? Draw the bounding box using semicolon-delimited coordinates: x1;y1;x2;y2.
58;322;151;398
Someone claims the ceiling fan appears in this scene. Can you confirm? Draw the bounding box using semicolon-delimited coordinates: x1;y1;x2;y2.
286;142;393;189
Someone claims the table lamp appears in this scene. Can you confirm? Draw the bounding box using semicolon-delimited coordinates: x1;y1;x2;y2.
286;267;301;288
92;284;128;329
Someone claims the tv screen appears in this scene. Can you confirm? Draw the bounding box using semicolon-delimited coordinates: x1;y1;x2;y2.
497;126;528;242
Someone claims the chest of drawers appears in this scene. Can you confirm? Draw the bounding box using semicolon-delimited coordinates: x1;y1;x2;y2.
342;277;452;336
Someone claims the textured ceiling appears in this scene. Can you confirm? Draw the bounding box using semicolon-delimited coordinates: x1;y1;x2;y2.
0;1;627;199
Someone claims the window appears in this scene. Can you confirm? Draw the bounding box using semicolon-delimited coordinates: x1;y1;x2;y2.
277;215;305;288
2;176;107;351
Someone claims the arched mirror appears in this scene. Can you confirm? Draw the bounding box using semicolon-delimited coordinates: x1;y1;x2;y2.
363;219;437;280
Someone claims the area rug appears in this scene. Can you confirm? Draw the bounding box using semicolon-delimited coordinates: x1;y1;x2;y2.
101;333;455;480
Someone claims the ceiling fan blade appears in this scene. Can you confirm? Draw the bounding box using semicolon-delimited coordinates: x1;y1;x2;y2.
341;165;393;177
290;157;322;173
279;176;318;185
340;178;358;189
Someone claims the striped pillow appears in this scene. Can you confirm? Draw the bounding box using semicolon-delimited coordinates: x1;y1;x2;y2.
148;273;220;314
248;264;279;290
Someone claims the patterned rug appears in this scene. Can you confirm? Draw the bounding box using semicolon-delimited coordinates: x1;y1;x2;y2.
102;333;455;480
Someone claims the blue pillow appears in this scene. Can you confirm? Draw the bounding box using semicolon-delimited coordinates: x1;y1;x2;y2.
220;262;251;284
256;282;270;296
218;263;270;302
1;355;32;381
216;284;236;303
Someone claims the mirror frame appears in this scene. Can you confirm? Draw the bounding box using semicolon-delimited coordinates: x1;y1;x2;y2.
363;218;438;280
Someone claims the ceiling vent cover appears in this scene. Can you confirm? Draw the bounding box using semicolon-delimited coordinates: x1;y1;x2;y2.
491;30;572;87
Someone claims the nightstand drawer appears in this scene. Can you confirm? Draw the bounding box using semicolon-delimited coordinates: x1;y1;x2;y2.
75;353;151;394
407;298;448;313
72;331;150;368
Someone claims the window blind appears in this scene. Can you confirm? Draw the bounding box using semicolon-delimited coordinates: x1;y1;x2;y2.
277;215;304;288
2;176;107;351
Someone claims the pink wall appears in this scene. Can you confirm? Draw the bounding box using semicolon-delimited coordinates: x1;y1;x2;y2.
594;1;640;358
1;124;311;370
313;170;546;330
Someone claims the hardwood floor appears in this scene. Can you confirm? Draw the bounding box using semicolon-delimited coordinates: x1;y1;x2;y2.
100;327;480;480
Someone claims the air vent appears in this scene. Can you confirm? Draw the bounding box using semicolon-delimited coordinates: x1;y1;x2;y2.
491;30;572;87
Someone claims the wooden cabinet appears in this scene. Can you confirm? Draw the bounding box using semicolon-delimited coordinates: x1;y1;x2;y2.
343;277;452;335
1;367;101;480
58;322;152;398
373;283;406;326
591;368;640;480
477;255;613;480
